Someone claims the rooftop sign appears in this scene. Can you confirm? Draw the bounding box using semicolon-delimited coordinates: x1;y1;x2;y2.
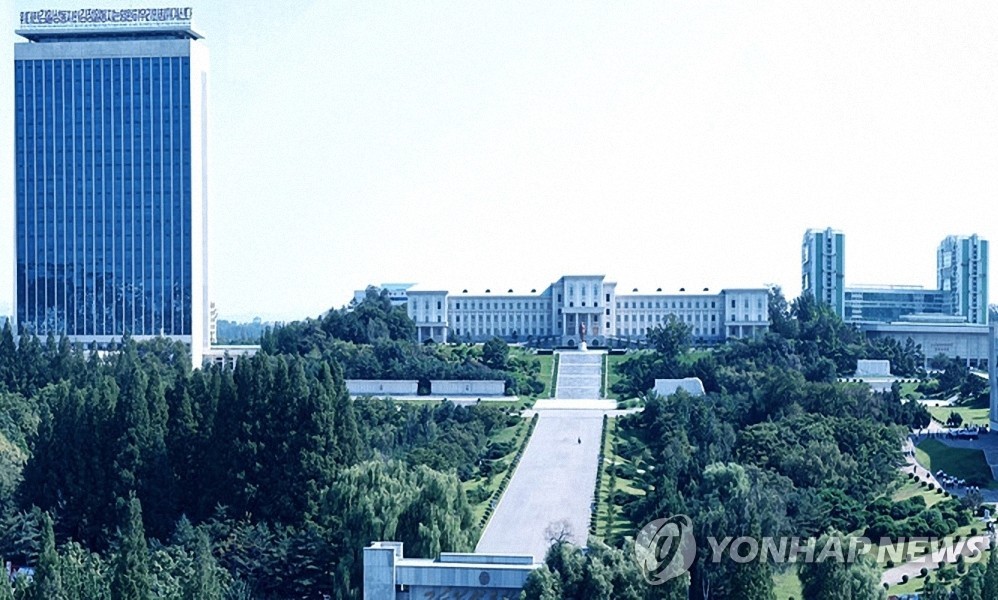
19;7;193;29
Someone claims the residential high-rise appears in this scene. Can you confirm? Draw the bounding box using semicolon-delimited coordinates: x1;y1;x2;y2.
14;8;209;364
801;228;845;317
938;235;988;325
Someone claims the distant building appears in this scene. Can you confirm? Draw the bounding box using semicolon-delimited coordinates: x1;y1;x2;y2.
202;345;260;370
802;228;846;318
400;275;769;346
803;229;989;327
844;285;946;324
938;235;989;325
353;283;415;308
862;315;989;368
989;322;998;431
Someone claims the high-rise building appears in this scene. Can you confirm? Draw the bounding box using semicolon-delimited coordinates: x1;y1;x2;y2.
938;234;988;325
14;8;209;364
801;228;845;317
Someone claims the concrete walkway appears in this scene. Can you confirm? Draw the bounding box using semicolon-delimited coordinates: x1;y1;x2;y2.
533;399;617;410
882;535;991;586
476;409;606;562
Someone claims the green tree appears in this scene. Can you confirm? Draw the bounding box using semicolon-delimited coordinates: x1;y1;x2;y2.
482;337;509;371
984;544;998;599
59;541;110;600
34;512;64;600
0;321;16;392
184;530;224;600
798;533;885;600
111;496;151;600
0;568;12;600
726;541;775;600
647;315;692;361
520;565;562;600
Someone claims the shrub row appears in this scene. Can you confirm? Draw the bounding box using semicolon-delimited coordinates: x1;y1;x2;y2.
591;414;611;535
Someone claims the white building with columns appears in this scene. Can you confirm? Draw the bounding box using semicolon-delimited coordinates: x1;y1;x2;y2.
403;275;769;346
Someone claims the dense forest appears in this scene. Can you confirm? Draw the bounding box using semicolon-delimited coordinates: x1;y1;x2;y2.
0;290;540;599
0;287;991;599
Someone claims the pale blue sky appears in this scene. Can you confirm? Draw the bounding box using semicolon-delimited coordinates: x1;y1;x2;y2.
3;1;998;321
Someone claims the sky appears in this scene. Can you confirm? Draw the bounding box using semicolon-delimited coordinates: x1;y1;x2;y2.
2;1;998;322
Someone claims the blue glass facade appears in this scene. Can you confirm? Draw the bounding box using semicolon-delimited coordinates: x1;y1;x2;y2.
14;36;204;341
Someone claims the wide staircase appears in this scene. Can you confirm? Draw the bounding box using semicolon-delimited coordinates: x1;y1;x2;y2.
555;352;603;399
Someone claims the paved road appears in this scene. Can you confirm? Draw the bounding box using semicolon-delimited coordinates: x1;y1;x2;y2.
476;410;606;561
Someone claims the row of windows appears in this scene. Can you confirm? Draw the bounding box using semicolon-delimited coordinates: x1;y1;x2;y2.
618;313;717;323
452;301;549;311
453;327;546;337
565;284;602;298
454;314;549;324
618;299;717;310
618;327;719;337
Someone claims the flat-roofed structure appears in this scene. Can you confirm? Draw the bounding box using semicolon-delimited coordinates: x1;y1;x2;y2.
844;285;946;324
861;315;989;368
363;541;537;600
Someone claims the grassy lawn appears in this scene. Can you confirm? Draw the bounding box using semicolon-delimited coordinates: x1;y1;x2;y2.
915;439;996;488
900;380;923;400
464;416;533;526
887;572;925;595
772;568;802;600
594;418;644;543
534;353;556;398
606;354;629;399
883;545;991;596
892;481;946;508
928;405;990;427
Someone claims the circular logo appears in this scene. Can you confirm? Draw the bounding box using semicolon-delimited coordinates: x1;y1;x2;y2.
479;571;490;586
633;515;696;585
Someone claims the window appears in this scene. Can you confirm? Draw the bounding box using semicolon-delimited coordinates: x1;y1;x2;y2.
731;300;736;308
436;301;441;310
